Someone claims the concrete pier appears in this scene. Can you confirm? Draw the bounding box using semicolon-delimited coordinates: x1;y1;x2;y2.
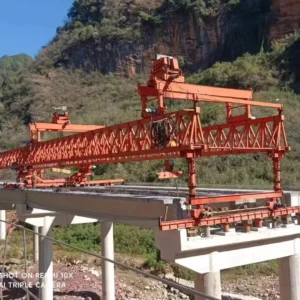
0;210;6;240
33;226;39;263
101;221;115;300
195;271;221;300
279;254;300;300
39;216;54;300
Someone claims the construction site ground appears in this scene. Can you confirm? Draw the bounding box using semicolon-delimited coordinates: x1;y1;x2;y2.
1;251;280;300
0;211;281;300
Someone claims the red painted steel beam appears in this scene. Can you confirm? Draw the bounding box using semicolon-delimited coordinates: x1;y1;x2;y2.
157;171;183;179
0;109;203;169
201;114;290;154
159;206;300;230
138;83;283;109
24;178;125;188
189;191;283;205
29;123;104;133
0;110;289;170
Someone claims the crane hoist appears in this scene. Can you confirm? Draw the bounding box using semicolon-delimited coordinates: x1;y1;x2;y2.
0;56;297;230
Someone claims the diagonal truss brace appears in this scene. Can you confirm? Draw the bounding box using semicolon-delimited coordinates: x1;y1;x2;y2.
0;109;289;170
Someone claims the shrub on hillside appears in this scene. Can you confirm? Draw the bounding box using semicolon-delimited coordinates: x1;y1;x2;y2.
54;223;157;256
188;52;278;91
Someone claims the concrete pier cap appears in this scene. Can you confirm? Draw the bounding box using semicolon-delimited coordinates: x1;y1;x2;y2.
16;204;97;226
155;226;300;300
155;227;300;273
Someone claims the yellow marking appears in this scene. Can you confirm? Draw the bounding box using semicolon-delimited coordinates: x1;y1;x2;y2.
51;168;71;174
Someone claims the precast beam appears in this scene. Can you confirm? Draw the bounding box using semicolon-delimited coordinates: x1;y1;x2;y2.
5;189;184;228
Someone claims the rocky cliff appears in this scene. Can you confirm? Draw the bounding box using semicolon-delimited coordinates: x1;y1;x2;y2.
36;0;300;77
269;0;300;40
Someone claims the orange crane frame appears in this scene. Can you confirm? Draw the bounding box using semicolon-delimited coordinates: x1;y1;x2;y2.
0;56;294;229
157;160;183;179
29;111;104;141
15;111;124;188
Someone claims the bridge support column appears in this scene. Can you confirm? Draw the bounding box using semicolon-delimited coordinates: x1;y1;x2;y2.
101;221;115;300
33;226;39;263
0;210;6;240
39;216;54;300
279;254;300;300
195;271;221;300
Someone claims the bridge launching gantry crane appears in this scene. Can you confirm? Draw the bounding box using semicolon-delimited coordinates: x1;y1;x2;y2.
0;56;297;230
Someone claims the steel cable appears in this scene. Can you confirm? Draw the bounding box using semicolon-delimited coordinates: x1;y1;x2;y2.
23;229;29;300
0;229;10;300
0;267;39;300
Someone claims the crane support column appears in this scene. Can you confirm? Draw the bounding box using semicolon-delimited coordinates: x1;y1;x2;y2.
0;211;6;240
39;216;54;300
33;226;39;263
187;158;197;200
273;154;282;191
101;221;115;300
279;254;300;300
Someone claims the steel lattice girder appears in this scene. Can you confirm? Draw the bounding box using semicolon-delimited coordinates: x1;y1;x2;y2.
0;109;289;170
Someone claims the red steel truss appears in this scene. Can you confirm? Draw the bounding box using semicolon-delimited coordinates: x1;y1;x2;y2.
0;109;289;169
0;56;296;229
16;111;124;187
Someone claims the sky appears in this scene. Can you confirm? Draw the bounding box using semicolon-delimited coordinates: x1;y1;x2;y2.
0;0;74;58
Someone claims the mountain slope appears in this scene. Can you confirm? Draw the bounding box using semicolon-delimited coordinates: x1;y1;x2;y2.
35;0;299;76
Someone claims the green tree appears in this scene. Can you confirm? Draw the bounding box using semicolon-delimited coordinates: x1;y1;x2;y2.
188;52;278;91
0;54;33;72
68;0;104;24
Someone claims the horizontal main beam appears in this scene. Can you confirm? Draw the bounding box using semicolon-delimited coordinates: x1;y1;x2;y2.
139;82;253;100
29;123;104;133
189;191;283;205
0;188;184;228
0;110;288;170
160;206;300;230
139;83;283;109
